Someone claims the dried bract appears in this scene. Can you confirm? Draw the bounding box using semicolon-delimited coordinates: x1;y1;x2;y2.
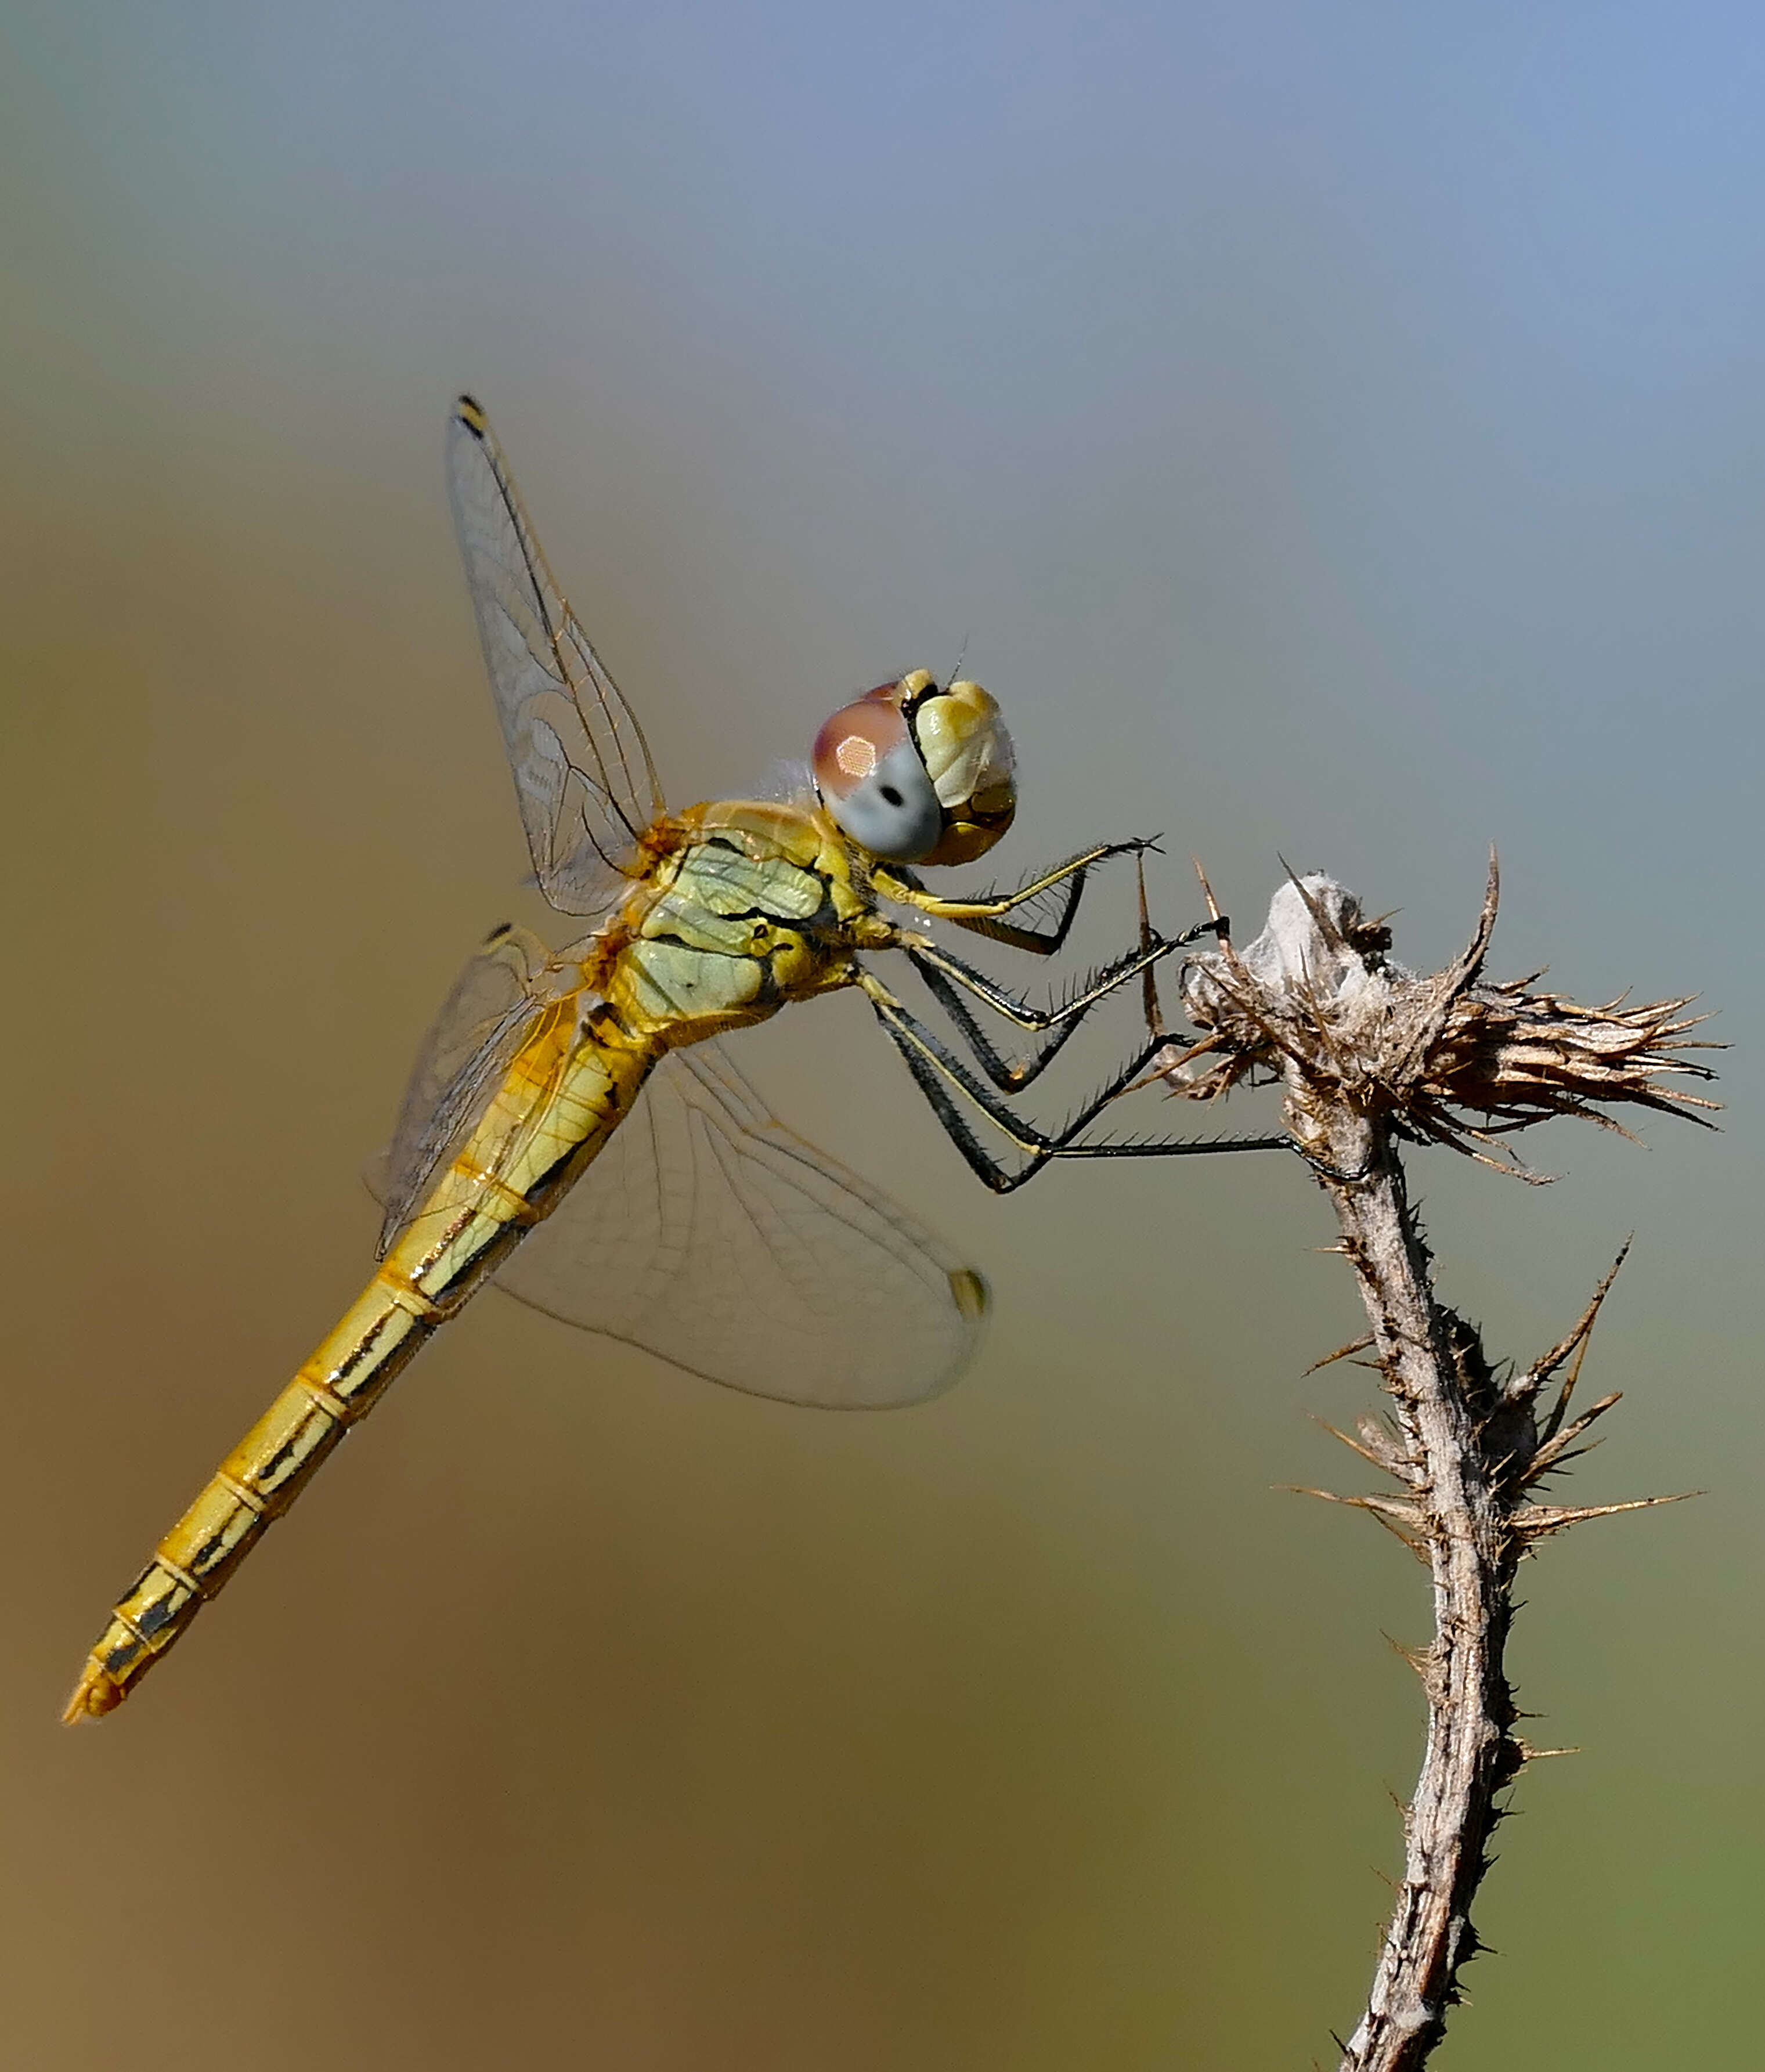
1162;860;1717;1174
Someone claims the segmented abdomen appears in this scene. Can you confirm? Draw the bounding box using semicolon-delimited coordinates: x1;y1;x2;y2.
65;1003;654;1719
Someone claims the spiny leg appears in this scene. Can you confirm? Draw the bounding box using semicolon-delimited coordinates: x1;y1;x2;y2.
858;972;1287;1193
902;952;1105;1092
896;917;1226;1093
871;837;1167;955
1136;845;1174;1045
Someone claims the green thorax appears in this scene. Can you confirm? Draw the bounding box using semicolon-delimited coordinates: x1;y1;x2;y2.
609;801;879;1039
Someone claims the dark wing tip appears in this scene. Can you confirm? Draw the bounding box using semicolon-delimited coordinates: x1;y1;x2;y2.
454;394;489;438
949;1268;990;1322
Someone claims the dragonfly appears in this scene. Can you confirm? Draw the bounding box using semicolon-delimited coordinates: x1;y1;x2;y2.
65;395;1269;1722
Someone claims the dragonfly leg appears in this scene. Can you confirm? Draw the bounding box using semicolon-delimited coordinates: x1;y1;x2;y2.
872;837;1169;955
857;973;1288;1194
897;918;1223;1093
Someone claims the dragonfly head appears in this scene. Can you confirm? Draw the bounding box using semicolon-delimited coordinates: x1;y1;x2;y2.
813;670;1017;867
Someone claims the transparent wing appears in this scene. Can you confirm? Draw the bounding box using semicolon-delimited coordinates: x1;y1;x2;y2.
493;1041;990;1409
373;923;561;1256
448;394;666;914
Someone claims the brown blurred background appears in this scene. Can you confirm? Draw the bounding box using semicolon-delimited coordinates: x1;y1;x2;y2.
2;6;1759;2067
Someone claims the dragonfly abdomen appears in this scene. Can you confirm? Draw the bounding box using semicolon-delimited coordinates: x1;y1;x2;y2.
66;1274;444;1714
64;1016;656;1720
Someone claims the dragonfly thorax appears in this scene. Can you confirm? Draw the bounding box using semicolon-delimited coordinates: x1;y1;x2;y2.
598;800;872;1046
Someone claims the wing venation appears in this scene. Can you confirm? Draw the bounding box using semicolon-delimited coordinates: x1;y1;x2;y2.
373;923;559;1255
491;1040;987;1408
449;396;665;914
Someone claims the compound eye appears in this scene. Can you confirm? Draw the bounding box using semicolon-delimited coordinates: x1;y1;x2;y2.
812;692;945;861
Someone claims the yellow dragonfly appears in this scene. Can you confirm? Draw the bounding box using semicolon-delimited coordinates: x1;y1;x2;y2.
66;395;1268;1722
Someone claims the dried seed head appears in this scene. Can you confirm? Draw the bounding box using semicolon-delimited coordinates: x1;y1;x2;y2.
1168;860;1718;1169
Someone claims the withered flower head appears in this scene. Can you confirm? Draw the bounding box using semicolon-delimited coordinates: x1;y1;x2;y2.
1163;861;1718;1176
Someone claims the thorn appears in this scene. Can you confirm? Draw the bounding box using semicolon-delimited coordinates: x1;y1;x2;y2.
1191;854;1224;933
1311;1414;1396;1472
1383;1633;1430;1674
1305;1333;1376;1375
1287;1485;1430;1555
1518;1490;1701;1537
1132;1030;1230;1098
1283;1484;1417;1519
1358;1409;1412;1459
1529;1441;1605;1472
1535;1245;1632;1442
1386;851;1504;1090
1525;1391;1624;1479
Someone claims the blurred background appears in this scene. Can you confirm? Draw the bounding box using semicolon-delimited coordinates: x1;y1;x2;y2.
2;4;1758;2066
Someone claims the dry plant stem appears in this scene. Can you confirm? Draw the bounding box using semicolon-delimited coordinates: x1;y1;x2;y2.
1160;863;1716;2070
1316;1111;1518;2072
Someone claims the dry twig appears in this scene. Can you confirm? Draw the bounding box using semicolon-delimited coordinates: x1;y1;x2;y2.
1147;859;1715;2071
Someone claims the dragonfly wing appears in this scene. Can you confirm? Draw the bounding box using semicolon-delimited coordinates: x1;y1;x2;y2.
493;1040;990;1408
448;395;666;915
372;923;562;1255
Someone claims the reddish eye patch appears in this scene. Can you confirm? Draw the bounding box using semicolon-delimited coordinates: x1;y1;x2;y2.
811;679;947;860
812;691;911;799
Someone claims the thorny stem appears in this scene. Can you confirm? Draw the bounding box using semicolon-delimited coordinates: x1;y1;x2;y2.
1154;864;1714;2070
1315;1114;1520;2072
